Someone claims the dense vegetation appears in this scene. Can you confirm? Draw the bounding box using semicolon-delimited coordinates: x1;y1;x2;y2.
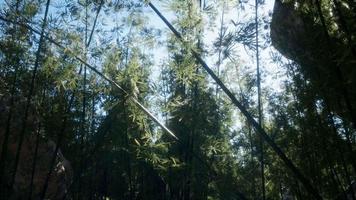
0;0;355;199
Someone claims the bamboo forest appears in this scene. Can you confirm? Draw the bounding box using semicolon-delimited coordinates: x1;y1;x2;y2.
0;0;355;199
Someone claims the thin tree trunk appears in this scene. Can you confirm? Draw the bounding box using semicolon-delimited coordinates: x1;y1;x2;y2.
77;1;88;198
215;1;225;98
248;123;257;199
0;55;19;199
28;123;41;200
315;0;356;130
325;100;356;200
148;2;323;199
10;0;51;191
255;0;265;198
0;14;249;200
75;1;103;197
28;84;48;199
0;6;22;196
123;99;133;200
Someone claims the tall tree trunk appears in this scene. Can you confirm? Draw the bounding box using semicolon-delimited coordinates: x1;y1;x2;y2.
255;0;265;198
248;123;257;199
10;0;51;192
123;99;133;200
148;3;323;199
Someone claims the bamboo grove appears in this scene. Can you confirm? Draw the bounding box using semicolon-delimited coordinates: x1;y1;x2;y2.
0;0;355;199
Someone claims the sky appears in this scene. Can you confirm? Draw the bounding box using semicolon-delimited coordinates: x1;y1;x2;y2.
0;0;284;93
0;0;290;133
144;0;289;129
146;0;285;92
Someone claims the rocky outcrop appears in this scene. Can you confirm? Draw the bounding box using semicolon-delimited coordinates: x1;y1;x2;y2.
270;0;356;123
0;97;72;200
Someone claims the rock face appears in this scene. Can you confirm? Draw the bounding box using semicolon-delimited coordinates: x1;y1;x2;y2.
10;137;72;200
0;98;72;200
270;0;356;123
270;0;310;61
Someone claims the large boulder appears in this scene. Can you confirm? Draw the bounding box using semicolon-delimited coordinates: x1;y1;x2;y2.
0;97;72;200
270;0;356;123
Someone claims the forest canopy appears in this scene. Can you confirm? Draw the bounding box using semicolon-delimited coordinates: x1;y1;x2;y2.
0;0;355;199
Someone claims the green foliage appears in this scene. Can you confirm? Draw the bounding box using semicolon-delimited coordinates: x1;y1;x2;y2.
0;0;355;199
